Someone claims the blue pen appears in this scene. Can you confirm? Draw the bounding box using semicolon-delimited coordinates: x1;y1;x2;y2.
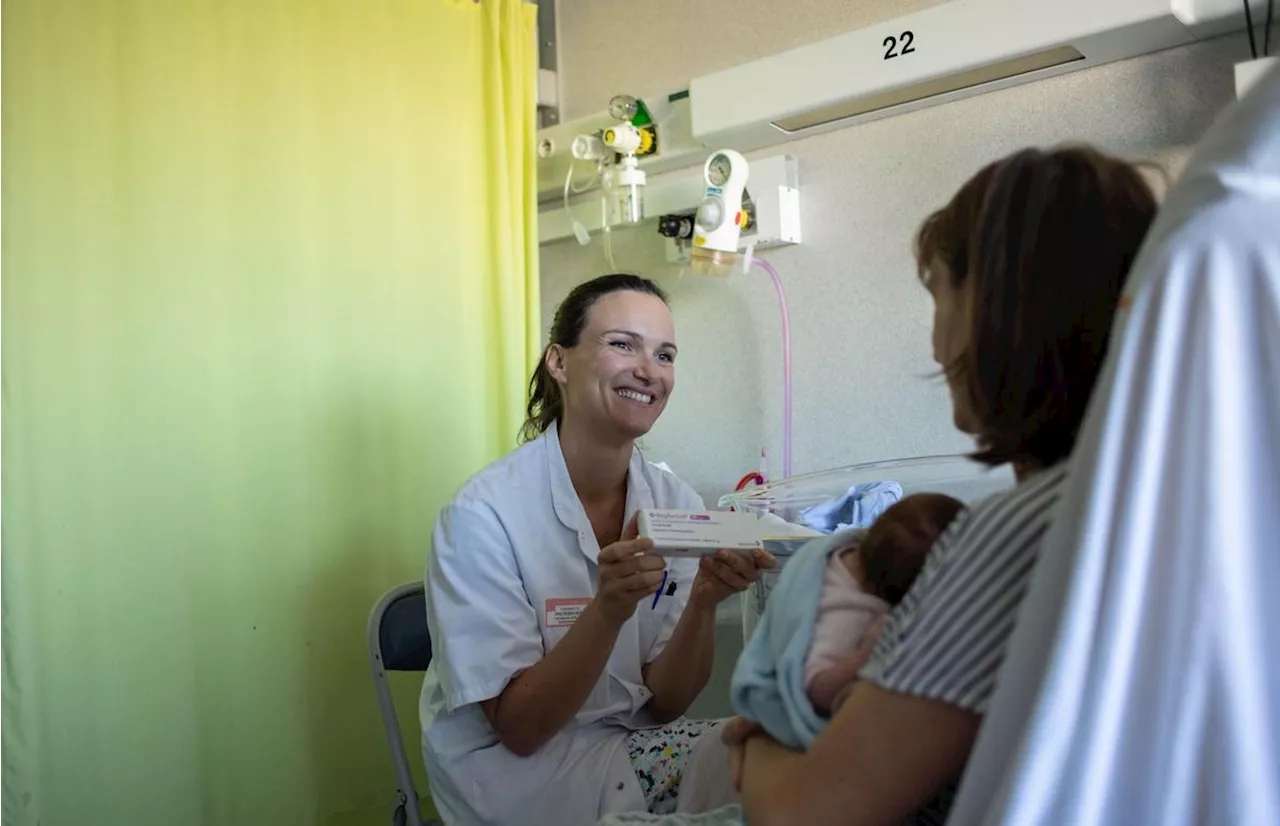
651;569;669;609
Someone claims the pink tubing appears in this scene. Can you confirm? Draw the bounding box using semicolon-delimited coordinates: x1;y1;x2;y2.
750;256;792;480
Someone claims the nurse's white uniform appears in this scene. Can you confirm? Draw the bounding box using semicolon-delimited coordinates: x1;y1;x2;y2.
950;66;1280;824
419;422;703;826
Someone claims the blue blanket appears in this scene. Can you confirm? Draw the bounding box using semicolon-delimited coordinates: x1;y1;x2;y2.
730;529;865;749
799;481;902;533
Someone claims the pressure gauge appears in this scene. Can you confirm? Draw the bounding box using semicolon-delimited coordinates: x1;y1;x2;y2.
692;148;749;278
708;153;733;187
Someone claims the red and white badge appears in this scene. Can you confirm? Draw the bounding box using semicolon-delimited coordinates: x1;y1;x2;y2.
545;597;591;628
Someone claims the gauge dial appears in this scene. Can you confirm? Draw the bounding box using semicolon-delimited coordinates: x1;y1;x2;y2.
708;153;733;187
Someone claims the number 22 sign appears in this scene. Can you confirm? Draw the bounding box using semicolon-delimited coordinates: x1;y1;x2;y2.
883;30;917;60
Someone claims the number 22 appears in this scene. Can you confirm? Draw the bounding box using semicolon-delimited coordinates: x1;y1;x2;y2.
883;30;916;60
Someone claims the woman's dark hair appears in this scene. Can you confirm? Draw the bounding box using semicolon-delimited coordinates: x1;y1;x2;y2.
520;273;669;443
914;145;1158;468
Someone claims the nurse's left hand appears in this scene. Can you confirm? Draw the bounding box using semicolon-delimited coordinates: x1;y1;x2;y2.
691;547;777;607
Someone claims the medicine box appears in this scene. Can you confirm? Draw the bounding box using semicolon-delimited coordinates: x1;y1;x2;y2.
637;509;763;556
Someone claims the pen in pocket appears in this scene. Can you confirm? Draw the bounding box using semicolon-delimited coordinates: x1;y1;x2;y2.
651;569;669;609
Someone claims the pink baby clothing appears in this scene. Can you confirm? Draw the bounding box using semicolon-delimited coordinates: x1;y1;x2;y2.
803;546;891;690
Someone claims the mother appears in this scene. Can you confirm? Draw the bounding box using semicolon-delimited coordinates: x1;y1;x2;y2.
420;273;774;826
723;145;1159;825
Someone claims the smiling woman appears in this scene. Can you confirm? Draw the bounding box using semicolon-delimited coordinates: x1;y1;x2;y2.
419;273;777;825
523;273;676;444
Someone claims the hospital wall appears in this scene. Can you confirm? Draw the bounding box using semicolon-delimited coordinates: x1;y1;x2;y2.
543;2;1246;504
540;1;1249;715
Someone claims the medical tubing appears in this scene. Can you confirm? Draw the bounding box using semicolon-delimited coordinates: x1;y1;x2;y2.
563;159;596;206
1265;0;1273;56
563;161;596;245
1244;0;1258;59
750;256;793;480
601;195;617;270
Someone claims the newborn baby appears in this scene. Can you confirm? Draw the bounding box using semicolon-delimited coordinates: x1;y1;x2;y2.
731;491;967;750
675;493;967;815
804;493;964;714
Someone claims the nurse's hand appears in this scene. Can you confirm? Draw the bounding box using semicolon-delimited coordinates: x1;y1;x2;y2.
595;514;668;626
691;547;776;608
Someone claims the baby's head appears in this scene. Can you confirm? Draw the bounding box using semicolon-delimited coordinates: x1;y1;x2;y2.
859;493;964;605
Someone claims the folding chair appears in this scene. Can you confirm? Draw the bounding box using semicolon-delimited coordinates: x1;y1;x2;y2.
367;581;442;826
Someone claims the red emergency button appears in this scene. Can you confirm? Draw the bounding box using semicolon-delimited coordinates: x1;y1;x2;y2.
735;211;748;228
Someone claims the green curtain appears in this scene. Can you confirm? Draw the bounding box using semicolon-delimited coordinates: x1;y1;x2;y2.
1;1;539;824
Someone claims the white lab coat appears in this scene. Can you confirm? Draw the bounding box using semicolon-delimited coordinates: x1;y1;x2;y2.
950;66;1280;824
419;422;703;826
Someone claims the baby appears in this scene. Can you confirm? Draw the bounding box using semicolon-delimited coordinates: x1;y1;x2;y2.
730;491;967;750
804;492;964;714
674;493;967;815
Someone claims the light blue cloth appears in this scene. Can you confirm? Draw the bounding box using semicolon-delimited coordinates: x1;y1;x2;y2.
730;529;864;750
799;481;902;533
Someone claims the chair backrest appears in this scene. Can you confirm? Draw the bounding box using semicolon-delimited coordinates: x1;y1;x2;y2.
377;583;432;671
367;581;435;825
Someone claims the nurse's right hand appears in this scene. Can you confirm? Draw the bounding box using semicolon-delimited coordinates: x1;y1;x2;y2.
595;513;667;626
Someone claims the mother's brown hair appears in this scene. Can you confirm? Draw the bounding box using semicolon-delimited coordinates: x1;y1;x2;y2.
915;145;1158;468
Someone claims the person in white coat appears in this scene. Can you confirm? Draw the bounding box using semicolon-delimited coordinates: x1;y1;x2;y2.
419;273;775;826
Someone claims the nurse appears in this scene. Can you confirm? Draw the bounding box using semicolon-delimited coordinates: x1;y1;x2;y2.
419;273;775;826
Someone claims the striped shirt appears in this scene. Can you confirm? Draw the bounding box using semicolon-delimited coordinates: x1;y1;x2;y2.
862;462;1070;713
859;463;1069;825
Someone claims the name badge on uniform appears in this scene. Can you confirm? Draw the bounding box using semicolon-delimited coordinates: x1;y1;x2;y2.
545;597;591;628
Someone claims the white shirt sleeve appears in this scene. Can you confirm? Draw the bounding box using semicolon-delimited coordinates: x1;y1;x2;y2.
425;499;543;712
643;480;705;664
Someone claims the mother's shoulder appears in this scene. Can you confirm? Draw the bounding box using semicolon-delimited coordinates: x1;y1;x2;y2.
942;462;1071;552
964;463;1069;519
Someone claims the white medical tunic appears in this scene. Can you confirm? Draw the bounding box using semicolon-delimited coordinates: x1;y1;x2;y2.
419;422;702;826
950;66;1280;824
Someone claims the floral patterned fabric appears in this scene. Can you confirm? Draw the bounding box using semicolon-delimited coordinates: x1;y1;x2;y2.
625;720;720;814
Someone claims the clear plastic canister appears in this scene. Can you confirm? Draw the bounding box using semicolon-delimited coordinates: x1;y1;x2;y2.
691;246;738;277
615;182;643;224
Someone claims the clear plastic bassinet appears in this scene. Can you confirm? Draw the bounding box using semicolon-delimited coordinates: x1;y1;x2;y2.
717;454;1016;641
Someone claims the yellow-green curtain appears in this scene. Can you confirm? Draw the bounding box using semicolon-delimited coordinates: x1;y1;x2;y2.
1;1;539;824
